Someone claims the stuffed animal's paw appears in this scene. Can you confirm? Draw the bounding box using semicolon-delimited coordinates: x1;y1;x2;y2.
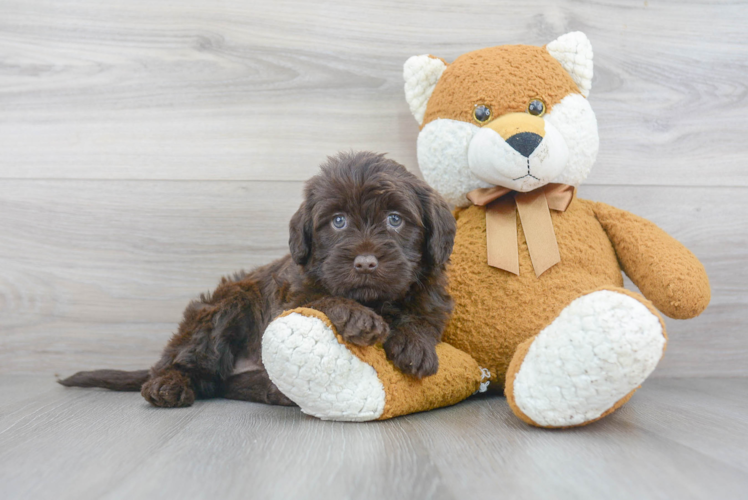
262;309;387;421
384;332;439;378
508;289;666;428
141;371;195;408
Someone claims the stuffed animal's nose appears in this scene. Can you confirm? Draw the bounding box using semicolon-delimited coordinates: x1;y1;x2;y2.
482;112;545;158
505;132;543;157
353;255;378;273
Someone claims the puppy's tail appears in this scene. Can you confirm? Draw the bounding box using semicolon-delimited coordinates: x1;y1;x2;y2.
57;369;150;391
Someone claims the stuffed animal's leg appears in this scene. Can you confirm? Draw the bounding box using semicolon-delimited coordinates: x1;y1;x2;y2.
262;308;487;421
505;287;667;429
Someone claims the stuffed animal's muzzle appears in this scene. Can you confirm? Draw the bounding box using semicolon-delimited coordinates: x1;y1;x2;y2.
468;113;569;192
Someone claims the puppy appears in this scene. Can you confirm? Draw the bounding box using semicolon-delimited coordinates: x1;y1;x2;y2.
60;151;456;408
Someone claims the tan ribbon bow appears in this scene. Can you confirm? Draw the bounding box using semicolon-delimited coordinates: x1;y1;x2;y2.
466;183;575;277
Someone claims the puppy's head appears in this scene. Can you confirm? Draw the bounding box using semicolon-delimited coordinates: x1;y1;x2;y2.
290;151;455;303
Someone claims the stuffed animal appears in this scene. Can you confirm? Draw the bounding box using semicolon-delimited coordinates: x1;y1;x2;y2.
262;32;710;427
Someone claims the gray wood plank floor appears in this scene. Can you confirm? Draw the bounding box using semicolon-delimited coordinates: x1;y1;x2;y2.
1;376;747;500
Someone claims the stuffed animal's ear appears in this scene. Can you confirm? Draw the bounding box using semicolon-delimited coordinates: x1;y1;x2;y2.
403;55;448;125
546;32;593;97
289;201;313;266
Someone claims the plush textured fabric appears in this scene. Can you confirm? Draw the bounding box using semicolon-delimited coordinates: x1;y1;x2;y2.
347;338;483;420
545;32;593;97
415;80;599;207
412;33;708;427
443;193;704;427
268;308;484;421
422;45;580;129
593;202;711;319
445;195;624;388
264;309;387;421
404;55;448;125
504;287;667;428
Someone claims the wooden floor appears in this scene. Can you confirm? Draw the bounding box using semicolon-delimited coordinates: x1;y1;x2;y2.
1;376;747;500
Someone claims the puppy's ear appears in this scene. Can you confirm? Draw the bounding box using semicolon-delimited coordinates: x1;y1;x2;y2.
289;201;313;266
416;184;456;266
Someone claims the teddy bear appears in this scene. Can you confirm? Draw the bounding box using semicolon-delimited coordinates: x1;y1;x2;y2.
261;32;711;428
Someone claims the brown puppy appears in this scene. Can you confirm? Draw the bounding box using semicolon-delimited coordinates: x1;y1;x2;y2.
60;151;456;408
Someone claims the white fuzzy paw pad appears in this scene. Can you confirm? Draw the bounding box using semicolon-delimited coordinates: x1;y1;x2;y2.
262;313;386;421
512;290;665;427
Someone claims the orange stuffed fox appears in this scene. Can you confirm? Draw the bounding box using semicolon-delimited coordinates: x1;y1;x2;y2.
262;32;710;427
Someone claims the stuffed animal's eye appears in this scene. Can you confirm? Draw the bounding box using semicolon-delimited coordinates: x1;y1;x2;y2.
387;213;403;228
527;99;545;116
473;104;492;123
331;214;347;229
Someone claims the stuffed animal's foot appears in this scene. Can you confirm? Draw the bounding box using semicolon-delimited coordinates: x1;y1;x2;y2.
506;289;666;428
262;308;386;421
262;308;484;421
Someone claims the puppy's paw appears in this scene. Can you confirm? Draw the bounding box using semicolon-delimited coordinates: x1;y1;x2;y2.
384;333;439;378
265;387;297;407
326;304;390;346
223;370;298;407
141;370;195;408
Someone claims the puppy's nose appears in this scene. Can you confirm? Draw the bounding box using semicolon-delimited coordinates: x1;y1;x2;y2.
353;255;378;273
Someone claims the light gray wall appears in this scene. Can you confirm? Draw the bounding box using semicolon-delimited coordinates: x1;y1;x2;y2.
1;0;745;376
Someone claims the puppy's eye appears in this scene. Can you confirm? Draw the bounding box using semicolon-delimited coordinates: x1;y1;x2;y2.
473;104;492;123
331;214;347;229
527;99;545;116
387;213;403;228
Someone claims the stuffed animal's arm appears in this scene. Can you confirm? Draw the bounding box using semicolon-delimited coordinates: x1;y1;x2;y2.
592;201;710;319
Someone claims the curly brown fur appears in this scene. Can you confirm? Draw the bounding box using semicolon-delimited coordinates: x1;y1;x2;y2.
60;151;456;407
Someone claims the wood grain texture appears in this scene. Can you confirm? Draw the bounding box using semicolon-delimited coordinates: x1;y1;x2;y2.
0;0;746;185
0;376;747;500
